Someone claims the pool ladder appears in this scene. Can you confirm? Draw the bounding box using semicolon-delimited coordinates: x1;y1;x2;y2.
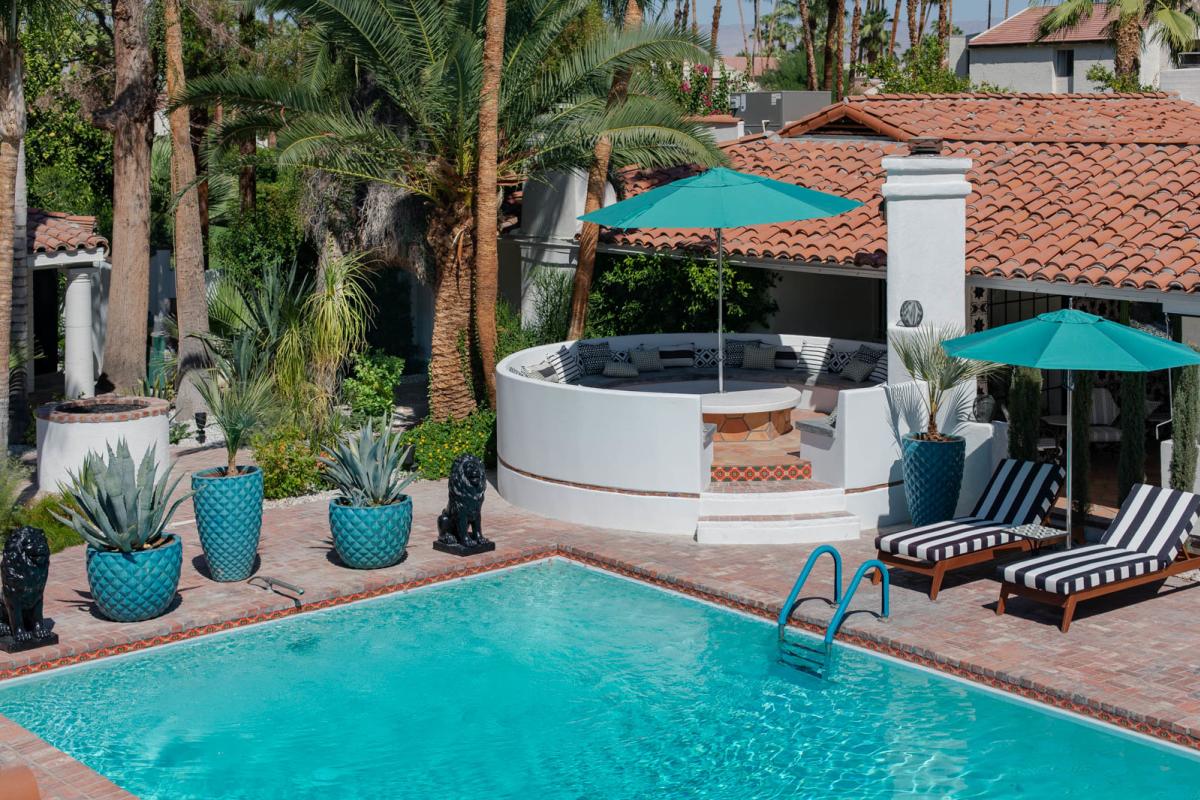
777;546;889;676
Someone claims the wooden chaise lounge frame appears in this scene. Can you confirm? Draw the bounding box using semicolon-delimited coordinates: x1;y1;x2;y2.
875;529;1048;602
996;547;1199;633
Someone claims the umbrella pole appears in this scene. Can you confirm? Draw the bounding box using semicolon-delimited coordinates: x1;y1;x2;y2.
717;228;725;394
1065;369;1074;548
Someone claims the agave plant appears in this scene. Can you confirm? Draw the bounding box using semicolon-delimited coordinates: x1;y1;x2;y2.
320;421;416;507
889;325;998;440
53;441;191;553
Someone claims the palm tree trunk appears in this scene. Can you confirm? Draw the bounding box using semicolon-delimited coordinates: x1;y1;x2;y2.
100;0;157;392
711;0;722;91
1003;0;1009;19
889;0;901;54
822;0;838;90
692;0;699;35
1114;12;1141;77
835;0;846;96
799;0;819;89
918;0;930;44
567;0;642;341
164;0;210;419
906;0;918;49
428;206;478;421
849;0;862;83
473;0;507;408
0;41;24;445
936;0;949;58
238;10;256;213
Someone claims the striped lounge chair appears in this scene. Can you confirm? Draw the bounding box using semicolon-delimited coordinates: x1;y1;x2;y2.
874;459;1065;600
996;484;1200;633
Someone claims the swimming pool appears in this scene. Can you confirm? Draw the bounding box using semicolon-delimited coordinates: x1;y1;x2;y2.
0;560;1195;798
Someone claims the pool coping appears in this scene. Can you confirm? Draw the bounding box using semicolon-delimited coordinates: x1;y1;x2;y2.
2;543;1198;759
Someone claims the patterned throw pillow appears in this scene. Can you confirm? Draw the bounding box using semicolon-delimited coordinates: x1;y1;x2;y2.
576;341;612;375
725;339;763;368
629;347;665;372
870;358;888;384
853;345;885;366
522;360;561;382
841;357;876;382
603;360;638;378
774;346;806;371
546;346;582;383
742;344;778;370
659;344;695;368
825;349;853;374
694;347;718;367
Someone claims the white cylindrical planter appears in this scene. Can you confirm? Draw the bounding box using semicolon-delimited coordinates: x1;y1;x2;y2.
36;396;170;493
64;268;96;399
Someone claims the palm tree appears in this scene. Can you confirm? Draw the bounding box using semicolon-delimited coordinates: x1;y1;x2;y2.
906;0;918;48
164;0;210;418
936;0;949;56
97;0;157;392
187;0;720;421
849;0;863;81
859;0;891;62
888;0;900;54
1038;0;1199;79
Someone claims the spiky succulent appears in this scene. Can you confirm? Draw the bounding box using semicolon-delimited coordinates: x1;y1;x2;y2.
320;421;415;507
53;440;192;553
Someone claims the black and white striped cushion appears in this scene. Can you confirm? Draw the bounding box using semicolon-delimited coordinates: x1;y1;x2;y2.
1001;545;1162;594
970;459;1064;526
1100;483;1200;563
875;517;1016;561
545;346;582;383
869;358;888;383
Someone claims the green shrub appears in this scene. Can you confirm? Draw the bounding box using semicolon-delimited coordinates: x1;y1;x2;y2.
0;456;29;537
496;300;539;363
14;494;85;554
251;425;324;499
587;252;778;338
401;410;496;480
210;179;304;288
343;349;406;417
1171;358;1200;491
1007;366;1043;461
1118;371;1146;504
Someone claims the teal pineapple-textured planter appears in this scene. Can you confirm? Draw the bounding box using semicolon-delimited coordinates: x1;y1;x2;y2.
86;536;182;622
192;466;264;582
901;433;966;527
329;496;412;569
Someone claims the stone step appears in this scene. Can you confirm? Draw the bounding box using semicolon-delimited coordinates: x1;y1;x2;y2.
700;482;845;516
696;510;861;545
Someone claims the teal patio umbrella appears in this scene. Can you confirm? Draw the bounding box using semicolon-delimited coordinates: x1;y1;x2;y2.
579;167;862;392
943;309;1200;543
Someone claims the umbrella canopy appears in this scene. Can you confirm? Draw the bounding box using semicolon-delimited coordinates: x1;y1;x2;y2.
578;167;862;392
943;309;1200;371
578;166;862;230
942;309;1200;545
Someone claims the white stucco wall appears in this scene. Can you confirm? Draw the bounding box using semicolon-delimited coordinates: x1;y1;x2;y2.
1160;67;1200;105
969;42;1114;92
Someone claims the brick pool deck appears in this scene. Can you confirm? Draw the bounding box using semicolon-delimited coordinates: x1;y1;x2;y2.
3;446;1200;798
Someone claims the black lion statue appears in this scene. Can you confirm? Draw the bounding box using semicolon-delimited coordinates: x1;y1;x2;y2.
0;526;53;645
436;455;491;554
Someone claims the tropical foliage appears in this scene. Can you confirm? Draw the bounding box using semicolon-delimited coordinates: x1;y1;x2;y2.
343;350;407;419
185;0;722;423
53;440;190;553
868;39;1002;93
401;409;497;480
320;421;417;506
251;425;325;499
1039;0;1200;79
889;325;998;439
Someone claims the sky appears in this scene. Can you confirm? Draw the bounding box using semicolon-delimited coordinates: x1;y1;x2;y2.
675;0;1037;55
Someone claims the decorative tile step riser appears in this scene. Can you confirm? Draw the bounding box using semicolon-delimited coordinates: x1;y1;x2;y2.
711;463;813;482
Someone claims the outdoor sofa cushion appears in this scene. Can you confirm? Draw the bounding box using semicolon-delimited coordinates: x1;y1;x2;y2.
659;344;695;367
603;360;638;378
774;346;807;371
742;344;778;370
629;347;664;372
841;358;875;382
1000;545;1163;594
876;518;1019;561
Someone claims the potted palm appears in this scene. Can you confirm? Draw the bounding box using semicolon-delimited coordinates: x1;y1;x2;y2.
890;325;997;526
54;441;190;622
192;337;274;581
321;421;417;569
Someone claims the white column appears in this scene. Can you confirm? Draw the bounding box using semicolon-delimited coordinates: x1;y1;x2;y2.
64;267;96;399
881;153;972;382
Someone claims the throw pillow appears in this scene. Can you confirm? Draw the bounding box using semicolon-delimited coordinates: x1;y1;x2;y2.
659;343;695;368
853;345;885;365
870;359;888;384
774;346;806;371
825;349;852;374
841;357;875;382
603;360;638;378
725;339;763;368
576;341;612;375
522;360;561;382
629;347;665;372
546;346;582;383
742;344;779;370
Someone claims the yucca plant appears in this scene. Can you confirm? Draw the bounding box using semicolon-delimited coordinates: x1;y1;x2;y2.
196;332;276;477
890;325;999;440
320;421;416;507
53;441;191;553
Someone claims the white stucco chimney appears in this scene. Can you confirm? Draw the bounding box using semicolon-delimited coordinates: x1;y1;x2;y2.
881;145;972;382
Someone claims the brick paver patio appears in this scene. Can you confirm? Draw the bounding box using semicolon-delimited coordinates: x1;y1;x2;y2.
3;444;1199;797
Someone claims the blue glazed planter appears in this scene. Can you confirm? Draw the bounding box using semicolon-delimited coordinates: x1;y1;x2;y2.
86;535;182;622
901;433;966;527
192;466;264;582
329;496;412;569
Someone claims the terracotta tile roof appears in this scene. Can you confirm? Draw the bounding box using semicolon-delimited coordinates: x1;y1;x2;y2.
722;55;778;77
605;94;1200;293
778;92;1200;144
28;209;107;255
970;5;1118;46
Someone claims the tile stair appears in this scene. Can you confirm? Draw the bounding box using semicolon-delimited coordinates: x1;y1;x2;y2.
696;479;861;544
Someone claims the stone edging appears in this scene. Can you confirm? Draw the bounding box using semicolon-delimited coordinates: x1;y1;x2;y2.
36;395;171;424
1;545;1196;753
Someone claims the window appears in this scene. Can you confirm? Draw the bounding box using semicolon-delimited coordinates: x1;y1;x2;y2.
1054;49;1075;78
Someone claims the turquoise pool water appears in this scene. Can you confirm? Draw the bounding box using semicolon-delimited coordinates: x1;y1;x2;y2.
0;560;1196;798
